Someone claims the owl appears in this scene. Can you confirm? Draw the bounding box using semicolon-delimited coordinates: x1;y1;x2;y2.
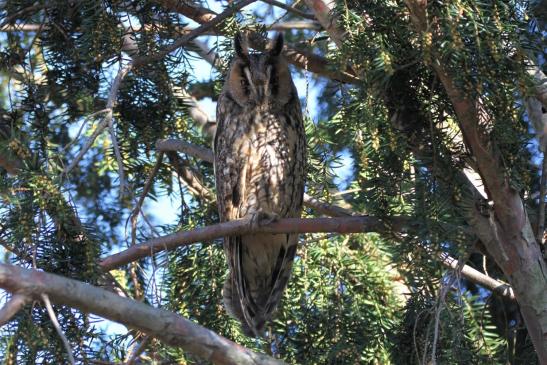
214;33;306;337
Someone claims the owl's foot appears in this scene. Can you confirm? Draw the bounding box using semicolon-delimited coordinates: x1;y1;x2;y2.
248;211;279;229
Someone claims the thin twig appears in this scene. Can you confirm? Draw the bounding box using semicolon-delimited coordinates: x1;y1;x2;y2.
537;154;546;243
108;117;128;198
61;109;110;154
130;153;165;245
63;63;133;175
125;335;152;365
41;294;76;365
0;294;29;326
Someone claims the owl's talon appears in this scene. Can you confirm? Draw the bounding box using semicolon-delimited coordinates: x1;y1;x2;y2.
248;211;279;229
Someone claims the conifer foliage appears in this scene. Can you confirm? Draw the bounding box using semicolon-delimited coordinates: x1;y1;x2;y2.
0;1;545;364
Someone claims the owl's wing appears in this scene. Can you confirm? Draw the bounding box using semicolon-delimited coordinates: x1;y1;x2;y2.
214;95;256;334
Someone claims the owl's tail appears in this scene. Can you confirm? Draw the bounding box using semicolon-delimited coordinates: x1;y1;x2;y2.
222;276;263;337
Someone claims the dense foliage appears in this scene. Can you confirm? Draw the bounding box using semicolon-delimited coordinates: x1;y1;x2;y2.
0;0;544;364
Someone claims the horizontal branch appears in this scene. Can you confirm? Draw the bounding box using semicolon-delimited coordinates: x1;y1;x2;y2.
0;263;284;365
154;137;515;300
99;216;397;271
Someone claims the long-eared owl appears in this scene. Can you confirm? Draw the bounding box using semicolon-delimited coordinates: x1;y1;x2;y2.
214;33;306;337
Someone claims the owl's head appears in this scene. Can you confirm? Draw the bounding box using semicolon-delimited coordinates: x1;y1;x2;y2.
226;33;294;108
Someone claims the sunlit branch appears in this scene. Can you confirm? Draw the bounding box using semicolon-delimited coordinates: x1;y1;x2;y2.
0;264;285;365
0;293;29;326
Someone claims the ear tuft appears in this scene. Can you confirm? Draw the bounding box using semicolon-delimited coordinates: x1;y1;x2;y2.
234;32;249;60
270;33;284;57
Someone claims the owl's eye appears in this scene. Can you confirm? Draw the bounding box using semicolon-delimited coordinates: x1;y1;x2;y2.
240;78;250;94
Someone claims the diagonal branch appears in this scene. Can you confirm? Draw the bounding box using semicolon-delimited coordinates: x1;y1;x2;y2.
0;263;285;365
0;293;29;326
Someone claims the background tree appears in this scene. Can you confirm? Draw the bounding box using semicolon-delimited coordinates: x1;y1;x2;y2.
0;0;545;364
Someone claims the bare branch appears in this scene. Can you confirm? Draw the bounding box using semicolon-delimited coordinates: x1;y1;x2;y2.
0;294;29;326
171;86;217;136
41;294;76;365
125;335;152;365
167;152;216;202
261;0;316;20
0;264;285;365
303;193;354;217
0;23;44;31
63;62;133;175
439;254;515;300
99;216;406;271
154;0;216;24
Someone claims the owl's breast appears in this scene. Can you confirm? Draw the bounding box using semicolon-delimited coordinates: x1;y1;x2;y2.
234;111;303;217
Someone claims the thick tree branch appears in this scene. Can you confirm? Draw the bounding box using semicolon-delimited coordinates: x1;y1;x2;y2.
440;254;515;300
0;264;284;365
156;138;214;162
99;216;399;270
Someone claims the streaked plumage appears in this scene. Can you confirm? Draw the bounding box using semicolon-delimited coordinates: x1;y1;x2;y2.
214;33;306;337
